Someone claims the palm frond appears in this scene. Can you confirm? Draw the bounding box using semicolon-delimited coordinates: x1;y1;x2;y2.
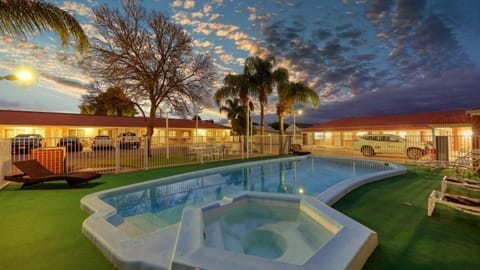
0;0;90;57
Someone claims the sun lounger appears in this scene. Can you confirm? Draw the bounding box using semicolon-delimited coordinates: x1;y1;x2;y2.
427;190;480;216
453;150;480;174
4;159;101;189
290;144;311;155
441;176;480;193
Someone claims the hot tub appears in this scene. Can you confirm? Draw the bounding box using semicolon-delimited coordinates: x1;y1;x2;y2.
172;192;377;270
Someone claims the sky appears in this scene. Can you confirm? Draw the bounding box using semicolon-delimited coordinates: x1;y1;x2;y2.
1;0;479;125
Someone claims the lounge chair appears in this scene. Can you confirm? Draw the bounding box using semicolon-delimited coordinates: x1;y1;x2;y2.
453;149;480;174
290;144;311;155
441;176;480;193
427;190;480;216
4;160;101;189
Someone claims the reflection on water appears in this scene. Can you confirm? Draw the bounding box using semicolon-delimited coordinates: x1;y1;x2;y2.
103;157;392;229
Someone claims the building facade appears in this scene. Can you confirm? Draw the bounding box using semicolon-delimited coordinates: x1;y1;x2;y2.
303;109;475;156
0;110;231;146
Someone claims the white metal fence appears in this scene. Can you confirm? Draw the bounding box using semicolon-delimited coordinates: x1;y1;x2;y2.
5;134;480;176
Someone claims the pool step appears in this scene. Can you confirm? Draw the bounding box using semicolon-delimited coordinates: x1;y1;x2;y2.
204;220;224;249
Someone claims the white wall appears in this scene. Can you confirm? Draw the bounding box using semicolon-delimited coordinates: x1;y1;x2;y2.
0;139;12;189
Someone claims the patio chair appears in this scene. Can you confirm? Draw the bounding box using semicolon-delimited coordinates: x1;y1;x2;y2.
453;149;480;174
290;144;311;155
441;176;480;193
4;159;101;189
427;190;480;216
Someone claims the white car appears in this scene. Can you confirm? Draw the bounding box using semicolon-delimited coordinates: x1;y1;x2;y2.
353;134;432;159
118;132;140;149
92;135;114;150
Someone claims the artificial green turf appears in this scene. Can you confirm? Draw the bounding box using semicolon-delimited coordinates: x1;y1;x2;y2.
333;165;480;269
0;160;479;270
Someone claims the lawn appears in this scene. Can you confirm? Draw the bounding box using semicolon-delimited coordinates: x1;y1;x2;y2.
0;159;479;270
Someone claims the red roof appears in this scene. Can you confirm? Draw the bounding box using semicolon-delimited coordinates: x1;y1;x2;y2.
0;110;228;129
303;110;472;132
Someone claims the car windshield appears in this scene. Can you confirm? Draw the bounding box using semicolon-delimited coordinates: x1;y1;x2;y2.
15;135;39;140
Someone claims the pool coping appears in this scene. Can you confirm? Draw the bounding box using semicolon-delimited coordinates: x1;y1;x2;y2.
81;156;407;270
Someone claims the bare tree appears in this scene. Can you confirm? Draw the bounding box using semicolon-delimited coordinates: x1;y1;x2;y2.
90;0;214;154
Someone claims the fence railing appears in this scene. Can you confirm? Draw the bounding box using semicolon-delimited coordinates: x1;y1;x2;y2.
6;135;294;175
3;134;480;176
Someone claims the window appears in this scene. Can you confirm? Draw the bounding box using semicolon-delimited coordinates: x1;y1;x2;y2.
183;131;190;138
68;129;85;137
343;132;352;140
168;130;176;137
314;132;323;140
98;130;112;136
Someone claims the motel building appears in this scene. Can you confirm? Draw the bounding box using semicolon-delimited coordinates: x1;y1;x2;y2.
302;109;480;161
0;110;232;147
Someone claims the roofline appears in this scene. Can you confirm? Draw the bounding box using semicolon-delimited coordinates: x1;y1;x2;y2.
0;110;230;130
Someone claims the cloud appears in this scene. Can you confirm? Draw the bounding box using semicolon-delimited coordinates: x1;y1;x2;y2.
60;1;94;18
194;40;213;48
299;69;480;124
184;0;195;9
171;0;182;8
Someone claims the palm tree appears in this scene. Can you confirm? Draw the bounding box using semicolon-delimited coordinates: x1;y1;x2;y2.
0;0;89;56
219;98;246;135
244;56;288;137
215;73;254;136
277;81;319;139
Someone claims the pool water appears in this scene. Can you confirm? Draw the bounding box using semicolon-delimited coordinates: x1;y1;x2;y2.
102;156;392;234
203;201;335;265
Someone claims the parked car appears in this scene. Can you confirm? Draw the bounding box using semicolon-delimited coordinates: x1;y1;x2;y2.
11;134;43;154
118;132;140;149
353;134;433;159
57;137;83;152
92;135;114;150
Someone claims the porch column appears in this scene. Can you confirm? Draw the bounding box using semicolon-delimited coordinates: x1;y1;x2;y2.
467;110;480;167
467;110;480;150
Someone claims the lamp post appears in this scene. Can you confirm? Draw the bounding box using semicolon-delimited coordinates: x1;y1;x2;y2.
0;74;18;81
293;109;303;144
166;110;169;160
195;114;198;144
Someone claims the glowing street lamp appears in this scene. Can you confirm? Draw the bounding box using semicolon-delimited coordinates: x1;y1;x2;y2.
16;70;33;81
1;69;35;84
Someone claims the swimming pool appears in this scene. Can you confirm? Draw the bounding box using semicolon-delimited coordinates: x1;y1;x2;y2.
81;155;406;269
100;156;393;234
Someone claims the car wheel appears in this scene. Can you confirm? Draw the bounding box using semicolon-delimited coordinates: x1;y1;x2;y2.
407;148;423;160
361;146;375;157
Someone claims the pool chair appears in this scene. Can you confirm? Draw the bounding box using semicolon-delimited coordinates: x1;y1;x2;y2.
453;149;480;174
290;144;311;155
441;176;480;193
427;190;480;216
4;159;101;189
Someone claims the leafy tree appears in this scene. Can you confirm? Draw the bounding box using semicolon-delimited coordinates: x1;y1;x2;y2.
79;86;137;116
0;0;89;57
90;0;213;154
191;115;202;121
268;121;289;132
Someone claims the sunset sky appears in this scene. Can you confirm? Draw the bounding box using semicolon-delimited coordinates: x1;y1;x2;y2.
1;0;479;125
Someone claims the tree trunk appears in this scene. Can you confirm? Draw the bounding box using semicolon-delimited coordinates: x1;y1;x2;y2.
260;102;265;153
279;114;285;154
243;104;249;151
146;106;157;157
